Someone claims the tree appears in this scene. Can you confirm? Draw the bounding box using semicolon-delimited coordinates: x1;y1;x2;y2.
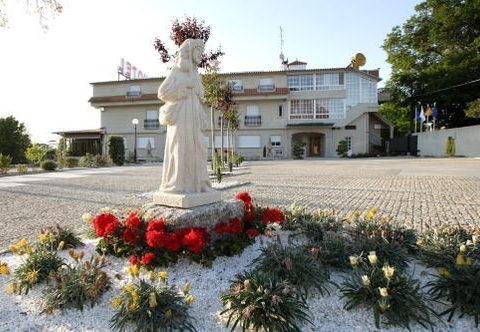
153;16;224;70
0;116;31;163
379;102;410;136
202;64;236;169
382;0;480;130
465;98;480;119
25;143;48;166
108;136;125;166
1;0;63;29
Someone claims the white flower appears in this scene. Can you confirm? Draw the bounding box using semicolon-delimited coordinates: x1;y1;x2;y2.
368;252;378;265
361;275;370;286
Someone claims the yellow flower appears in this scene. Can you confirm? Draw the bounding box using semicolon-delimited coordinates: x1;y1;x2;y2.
185;294;195;305
353;210;360;220
158;271;167;281
437;267;450;279
165;309;173;318
128;265;139;278
456;254;466;266
38;233;48;243
128;302;139;313
368;251;378;265
111;297;122;308
81;212;94;223
183;281;190;295
26;269;39;284
361;275;370;286
18;238;27;248
349;255;360;267
4;283;16;294
366;207;377;220
466;257;473;266
378;287;389;297
416;238;425;247
148;292;158;308
149;271;155;282
460;244;467;253
57;241;65;251
0;263;10;275
382;266;395;280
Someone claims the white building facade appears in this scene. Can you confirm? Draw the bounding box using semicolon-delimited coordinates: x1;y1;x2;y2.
88;62;392;161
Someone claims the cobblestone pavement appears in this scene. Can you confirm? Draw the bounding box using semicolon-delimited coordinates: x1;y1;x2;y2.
1;157;479;249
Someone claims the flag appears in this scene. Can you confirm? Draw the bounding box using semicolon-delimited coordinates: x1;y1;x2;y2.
432;102;438;119
418;105;425;123
424;104;432;117
415;103;422;121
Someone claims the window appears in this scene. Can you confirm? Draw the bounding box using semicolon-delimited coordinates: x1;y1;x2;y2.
257;78;275;91
279;105;283;117
228;79;243;92
237;135;261;148
245;105;261;126
144;110;159;129
287;75;314;91
345;125;357;130
289;99;345;120
137;137;155;149
270;135;281;147
346;73;377;106
126;85;141;97
345;136;352;154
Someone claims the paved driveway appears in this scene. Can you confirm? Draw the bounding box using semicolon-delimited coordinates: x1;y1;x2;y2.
1;157;479;250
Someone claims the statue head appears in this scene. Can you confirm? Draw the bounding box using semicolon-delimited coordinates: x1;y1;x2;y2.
177;39;205;71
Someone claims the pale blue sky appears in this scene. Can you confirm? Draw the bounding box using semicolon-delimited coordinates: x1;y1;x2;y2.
0;0;421;143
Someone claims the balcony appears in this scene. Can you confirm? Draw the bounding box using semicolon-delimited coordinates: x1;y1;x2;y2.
257;84;275;92
144;119;159;130
244;115;262;127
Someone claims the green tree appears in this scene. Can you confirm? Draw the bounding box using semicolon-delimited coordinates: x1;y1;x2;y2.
465;98;480;119
1;0;62;29
108;136;125;166
25;143;48;166
382;0;480;130
0;116;31;164
379;102;410;136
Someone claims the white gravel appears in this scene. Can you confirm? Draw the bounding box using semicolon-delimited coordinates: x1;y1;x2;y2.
0;234;478;332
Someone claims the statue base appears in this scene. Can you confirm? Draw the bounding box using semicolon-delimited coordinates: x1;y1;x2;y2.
153;190;222;208
141;199;243;231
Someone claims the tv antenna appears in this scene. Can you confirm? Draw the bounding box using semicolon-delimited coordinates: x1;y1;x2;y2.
279;26;288;65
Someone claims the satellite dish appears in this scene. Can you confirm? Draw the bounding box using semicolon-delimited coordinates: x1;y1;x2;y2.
351;53;366;69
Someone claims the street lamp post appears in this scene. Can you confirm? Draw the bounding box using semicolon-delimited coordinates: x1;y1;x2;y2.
132;118;139;163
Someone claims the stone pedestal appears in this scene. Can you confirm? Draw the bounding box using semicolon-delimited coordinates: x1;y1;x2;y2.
153;190;222;208
141;199;244;231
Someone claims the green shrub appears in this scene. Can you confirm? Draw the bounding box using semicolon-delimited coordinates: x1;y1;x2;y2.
8;239;65;295
292;141;306;159
26;144;48;166
64;157;79;168
79;153;94;167
110;270;196;332
221;270;313;332
336;140;348;157
42;252;110;312
40;224;83;249
341;252;437;330
93;154;109;167
108;136;125;166
16;164;28;173
425;234;480;327
249;240;334;300
0;153;12;174
41;160;58;171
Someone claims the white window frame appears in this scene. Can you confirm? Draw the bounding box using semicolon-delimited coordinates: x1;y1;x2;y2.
137;137;155;149
237;135;261;148
270;135;281;147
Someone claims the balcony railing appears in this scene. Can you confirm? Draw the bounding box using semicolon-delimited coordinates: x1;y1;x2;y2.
244;115;262;127
257;84;275;92
144;119;159;129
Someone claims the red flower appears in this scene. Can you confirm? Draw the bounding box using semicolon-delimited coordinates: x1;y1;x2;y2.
142;252;156;265
104;219;121;236
236;191;252;204
246;228;259;237
164;232;182;252
146;230;166;248
147;219;166;232
181;227;209;254
125;213;141;228
214;221;227;235
129;255;139;265
93;213;119;237
122;228;139;244
228;217;243;235
262;207;285;224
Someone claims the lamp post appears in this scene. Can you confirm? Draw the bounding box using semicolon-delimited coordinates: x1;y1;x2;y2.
132;118;139;163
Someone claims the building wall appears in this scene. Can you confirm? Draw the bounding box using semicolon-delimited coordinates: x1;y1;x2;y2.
416;125;480;157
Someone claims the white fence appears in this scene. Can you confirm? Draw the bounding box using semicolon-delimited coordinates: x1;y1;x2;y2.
416;125;480;157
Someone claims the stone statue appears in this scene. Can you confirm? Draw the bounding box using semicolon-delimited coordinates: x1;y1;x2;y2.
155;39;219;207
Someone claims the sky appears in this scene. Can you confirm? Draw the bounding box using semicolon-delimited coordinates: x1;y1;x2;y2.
0;0;422;144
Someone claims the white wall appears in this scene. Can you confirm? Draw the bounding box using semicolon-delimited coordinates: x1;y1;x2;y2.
417;125;480;157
